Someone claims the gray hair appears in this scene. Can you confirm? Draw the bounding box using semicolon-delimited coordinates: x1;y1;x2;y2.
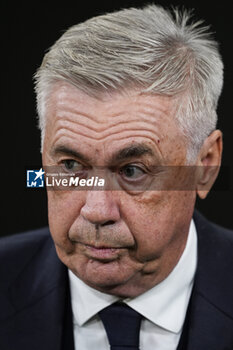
34;4;224;161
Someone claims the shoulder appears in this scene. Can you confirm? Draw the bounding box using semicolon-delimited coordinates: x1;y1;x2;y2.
193;211;233;316
0;228;68;328
194;210;233;260
0;227;58;290
0;226;51;248
0;227;52;264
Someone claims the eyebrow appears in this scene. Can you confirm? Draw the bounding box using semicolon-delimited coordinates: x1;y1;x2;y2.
112;144;154;163
51;143;155;165
51;145;91;163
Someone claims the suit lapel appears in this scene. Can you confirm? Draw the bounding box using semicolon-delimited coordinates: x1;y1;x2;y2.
177;212;233;350
3;284;66;350
178;288;233;350
0;232;74;350
61;281;75;350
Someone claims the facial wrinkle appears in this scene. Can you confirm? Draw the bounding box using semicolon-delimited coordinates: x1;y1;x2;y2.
55;115;162;134
55;100;171;130
95;224;100;240
52;120;163;144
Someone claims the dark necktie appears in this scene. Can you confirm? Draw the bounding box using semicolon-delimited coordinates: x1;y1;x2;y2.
99;302;142;350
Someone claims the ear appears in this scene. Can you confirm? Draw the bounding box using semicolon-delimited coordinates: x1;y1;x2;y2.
196;130;223;199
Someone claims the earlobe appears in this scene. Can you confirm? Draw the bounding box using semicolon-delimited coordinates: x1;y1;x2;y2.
196;130;223;199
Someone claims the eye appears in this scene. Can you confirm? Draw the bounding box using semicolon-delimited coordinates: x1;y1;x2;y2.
119;165;145;180
62;159;85;173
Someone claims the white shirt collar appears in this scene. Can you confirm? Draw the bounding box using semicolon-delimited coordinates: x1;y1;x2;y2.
69;219;197;334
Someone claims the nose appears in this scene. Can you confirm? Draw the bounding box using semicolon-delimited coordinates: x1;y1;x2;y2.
80;190;120;226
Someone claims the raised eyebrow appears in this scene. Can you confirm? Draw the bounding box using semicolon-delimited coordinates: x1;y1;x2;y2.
51;143;155;166
111;144;155;163
51;145;90;162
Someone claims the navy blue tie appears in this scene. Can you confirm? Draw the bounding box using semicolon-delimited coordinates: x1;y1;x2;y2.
99;302;142;350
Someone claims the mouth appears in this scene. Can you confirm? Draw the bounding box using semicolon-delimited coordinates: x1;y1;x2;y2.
83;243;126;261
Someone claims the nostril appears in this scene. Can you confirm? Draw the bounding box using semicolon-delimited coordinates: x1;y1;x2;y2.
102;220;115;226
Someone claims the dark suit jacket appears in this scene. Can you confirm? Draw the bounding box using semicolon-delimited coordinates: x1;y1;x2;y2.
0;211;233;350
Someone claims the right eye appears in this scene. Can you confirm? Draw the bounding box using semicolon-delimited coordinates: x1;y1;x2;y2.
119;164;146;181
61;159;86;174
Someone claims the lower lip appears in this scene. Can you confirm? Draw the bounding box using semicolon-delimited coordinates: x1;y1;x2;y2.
85;245;122;260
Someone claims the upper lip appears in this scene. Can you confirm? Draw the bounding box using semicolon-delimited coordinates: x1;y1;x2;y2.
72;240;131;249
85;243;122;249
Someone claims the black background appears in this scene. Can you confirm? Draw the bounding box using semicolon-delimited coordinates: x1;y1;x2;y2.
3;0;233;236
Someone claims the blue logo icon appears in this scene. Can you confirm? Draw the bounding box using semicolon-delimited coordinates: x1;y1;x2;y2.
27;168;45;188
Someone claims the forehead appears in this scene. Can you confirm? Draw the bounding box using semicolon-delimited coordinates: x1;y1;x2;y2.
47;82;174;120
44;82;185;163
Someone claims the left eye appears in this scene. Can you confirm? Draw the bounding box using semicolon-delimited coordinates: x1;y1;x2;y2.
62;159;84;172
119;165;145;179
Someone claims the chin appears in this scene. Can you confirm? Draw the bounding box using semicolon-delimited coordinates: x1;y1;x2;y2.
72;259;137;294
78;265;148;298
88;280;146;298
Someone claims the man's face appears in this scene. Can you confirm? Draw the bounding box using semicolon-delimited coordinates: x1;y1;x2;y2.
43;82;196;297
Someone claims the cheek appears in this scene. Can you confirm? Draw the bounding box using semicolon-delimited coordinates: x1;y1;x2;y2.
120;194;167;257
121;191;194;260
130;216;170;261
47;191;84;249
